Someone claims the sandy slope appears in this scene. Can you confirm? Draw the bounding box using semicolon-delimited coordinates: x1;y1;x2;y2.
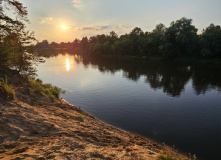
0;98;189;160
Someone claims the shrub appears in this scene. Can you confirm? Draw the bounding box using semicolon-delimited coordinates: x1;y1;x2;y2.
50;86;60;97
48;94;56;102
28;78;61;101
0;76;15;100
157;154;177;160
29;78;44;95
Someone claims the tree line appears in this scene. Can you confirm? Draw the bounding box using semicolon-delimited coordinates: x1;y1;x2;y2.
36;17;221;59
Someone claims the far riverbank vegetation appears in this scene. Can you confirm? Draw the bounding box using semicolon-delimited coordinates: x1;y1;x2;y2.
36;17;221;61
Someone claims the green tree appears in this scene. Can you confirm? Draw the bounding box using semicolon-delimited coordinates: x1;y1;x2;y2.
163;17;198;57
96;34;107;44
107;31;118;45
35;40;50;51
147;23;166;56
80;37;89;54
199;24;221;58
129;27;144;56
0;0;43;77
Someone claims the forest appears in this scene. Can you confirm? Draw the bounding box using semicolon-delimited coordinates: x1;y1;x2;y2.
36;17;221;59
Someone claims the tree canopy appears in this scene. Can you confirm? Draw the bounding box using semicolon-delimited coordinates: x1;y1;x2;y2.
199;24;221;57
36;17;221;59
0;0;43;77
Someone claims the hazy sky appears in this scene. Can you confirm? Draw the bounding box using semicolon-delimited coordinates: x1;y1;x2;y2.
16;0;221;43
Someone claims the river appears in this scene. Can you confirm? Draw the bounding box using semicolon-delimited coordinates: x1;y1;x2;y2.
36;53;221;160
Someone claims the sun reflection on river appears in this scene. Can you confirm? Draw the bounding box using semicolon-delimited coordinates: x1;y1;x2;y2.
66;58;70;71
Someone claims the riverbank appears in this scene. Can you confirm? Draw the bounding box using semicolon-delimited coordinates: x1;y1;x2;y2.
0;68;190;160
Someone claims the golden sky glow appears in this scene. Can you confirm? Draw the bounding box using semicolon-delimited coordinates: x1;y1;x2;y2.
20;0;221;43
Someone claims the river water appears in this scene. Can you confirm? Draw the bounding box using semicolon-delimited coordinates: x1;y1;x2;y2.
36;53;221;160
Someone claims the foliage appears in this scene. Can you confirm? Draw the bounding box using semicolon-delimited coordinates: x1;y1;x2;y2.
36;17;221;60
28;78;61;102
199;24;221;58
0;76;15;100
162;18;198;57
78;112;84;122
157;154;177;160
0;0;44;77
157;146;178;160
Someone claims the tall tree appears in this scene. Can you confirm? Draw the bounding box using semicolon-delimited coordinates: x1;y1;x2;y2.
0;0;43;77
163;17;198;57
129;27;144;56
147;23;167;56
200;24;221;58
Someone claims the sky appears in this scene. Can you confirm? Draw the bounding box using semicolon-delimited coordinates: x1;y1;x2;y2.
11;0;221;43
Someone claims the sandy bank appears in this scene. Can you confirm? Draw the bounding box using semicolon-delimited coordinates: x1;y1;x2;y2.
0;97;190;160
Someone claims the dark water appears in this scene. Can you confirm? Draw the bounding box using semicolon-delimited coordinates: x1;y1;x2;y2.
36;54;221;160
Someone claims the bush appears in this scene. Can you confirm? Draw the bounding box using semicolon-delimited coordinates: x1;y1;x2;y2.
48;94;56;102
50;86;60;98
0;76;15;100
157;154;177;160
28;78;44;95
28;78;61;101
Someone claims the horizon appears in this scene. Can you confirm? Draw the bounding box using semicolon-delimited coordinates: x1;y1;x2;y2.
16;0;221;43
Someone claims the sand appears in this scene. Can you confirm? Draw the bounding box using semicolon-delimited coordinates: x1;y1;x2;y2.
0;97;189;160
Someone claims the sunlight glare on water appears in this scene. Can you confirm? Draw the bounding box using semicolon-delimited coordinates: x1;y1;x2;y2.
66;58;70;71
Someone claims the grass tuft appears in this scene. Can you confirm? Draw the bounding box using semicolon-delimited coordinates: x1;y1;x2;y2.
157;154;177;160
0;76;15;100
28;78;61;102
78;112;84;122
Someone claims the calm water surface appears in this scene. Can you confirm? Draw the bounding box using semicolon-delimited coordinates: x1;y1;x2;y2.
36;54;221;160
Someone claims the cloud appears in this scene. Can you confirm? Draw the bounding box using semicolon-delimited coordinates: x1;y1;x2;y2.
77;25;110;31
73;0;84;8
72;25;133;38
113;25;133;33
39;17;53;24
76;25;132;32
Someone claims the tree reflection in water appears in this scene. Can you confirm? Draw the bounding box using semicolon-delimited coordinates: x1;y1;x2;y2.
76;56;221;97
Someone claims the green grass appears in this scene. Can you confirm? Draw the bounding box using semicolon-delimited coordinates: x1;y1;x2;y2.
157;154;177;160
48;94;56;102
28;78;61;102
78;112;84;122
0;76;15;100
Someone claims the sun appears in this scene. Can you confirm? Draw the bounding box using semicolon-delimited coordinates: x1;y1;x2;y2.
62;25;67;30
